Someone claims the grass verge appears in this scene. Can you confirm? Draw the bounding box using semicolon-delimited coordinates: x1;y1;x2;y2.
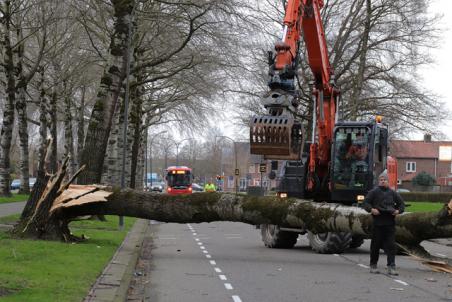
406;201;444;213
0;194;29;205
0;215;135;301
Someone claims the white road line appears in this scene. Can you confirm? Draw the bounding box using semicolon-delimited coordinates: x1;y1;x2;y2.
394;280;409;286
203;251;208;254
215;267;222;273
224;234;241;236
358;264;369;269
206;255;212;258
232;295;242;302
193;233;197;235
195;238;200;241
200;246;205;250
224;283;233;290
225;237;242;239
333;254;339;257
197;242;202;245
210;260;217;265
436;253;447;258
219;275;227;280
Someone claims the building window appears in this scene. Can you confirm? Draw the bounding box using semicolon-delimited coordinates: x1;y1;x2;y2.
406;162;416;173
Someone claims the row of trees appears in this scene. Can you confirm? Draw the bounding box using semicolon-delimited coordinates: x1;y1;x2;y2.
0;0;448;198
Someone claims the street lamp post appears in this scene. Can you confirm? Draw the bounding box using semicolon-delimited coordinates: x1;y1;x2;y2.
215;136;238;194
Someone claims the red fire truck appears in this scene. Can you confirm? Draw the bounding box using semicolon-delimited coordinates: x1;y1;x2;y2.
165;166;193;195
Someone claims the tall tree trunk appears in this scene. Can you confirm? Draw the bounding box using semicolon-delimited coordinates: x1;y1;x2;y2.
63;83;76;178
78;0;135;185
0;1;16;197
16;87;30;194
77;86;85;170
349;0;371;120
129;84;142;189
21;68;48;220
49;87;58;173
16;27;30;194
103;106;121;186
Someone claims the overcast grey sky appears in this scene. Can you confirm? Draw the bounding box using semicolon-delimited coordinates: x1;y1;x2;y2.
420;0;452;140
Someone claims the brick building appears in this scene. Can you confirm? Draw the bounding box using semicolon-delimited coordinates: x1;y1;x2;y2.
220;142;279;192
390;135;452;189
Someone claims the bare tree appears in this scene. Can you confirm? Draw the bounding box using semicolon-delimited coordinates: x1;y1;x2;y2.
235;0;449;138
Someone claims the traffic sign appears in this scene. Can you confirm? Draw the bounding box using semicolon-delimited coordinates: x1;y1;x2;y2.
235;168;240;176
259;164;267;173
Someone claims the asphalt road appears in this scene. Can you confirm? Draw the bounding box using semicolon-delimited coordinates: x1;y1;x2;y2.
146;221;452;302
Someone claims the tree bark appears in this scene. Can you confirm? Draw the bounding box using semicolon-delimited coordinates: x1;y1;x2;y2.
49;86;58;173
13;156;452;269
0;1;16;197
78;0;135;185
63;82;76;178
56;190;452;248
76;86;85;170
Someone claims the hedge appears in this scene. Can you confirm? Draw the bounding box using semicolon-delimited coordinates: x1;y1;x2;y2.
399;192;452;203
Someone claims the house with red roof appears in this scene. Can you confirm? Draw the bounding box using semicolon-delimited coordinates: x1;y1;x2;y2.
390;134;452;189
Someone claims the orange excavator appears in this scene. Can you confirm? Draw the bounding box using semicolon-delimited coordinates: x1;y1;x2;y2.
250;0;397;253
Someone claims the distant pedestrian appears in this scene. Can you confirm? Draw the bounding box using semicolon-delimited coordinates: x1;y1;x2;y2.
204;181;216;192
363;170;405;275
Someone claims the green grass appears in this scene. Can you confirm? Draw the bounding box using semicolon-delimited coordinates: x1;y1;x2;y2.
0;215;135;302
0;194;29;204
406;201;444;213
0;214;20;225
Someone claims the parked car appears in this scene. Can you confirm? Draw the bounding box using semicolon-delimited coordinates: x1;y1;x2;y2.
150;182;165;192
10;179;21;190
192;183;204;192
396;188;410;193
10;177;37;190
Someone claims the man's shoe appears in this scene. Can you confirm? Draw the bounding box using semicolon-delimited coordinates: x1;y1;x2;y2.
370;265;380;274
387;266;399;276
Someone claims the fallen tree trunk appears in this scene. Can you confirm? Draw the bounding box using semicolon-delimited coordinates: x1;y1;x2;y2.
13;158;452;271
50;187;452;247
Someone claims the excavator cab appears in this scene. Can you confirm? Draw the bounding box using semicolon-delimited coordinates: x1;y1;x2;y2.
330;120;389;204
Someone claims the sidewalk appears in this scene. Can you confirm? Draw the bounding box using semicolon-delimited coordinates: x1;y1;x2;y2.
84;219;150;302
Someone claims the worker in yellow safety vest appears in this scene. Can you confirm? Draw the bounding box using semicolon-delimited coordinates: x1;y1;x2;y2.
204;181;216;192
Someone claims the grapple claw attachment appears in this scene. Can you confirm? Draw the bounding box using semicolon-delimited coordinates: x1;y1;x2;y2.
250;115;302;160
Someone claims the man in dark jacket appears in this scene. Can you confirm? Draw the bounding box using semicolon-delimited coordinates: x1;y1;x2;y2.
363;170;405;275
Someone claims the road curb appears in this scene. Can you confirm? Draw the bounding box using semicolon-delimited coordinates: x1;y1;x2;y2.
84;219;149;302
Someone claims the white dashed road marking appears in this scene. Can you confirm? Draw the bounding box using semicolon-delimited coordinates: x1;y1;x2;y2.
219;275;227;280
358;264;369;269
436;253;446;258
188;224;241;302
394;279;409;286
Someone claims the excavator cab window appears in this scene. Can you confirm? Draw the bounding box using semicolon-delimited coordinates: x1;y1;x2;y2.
332;127;371;190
